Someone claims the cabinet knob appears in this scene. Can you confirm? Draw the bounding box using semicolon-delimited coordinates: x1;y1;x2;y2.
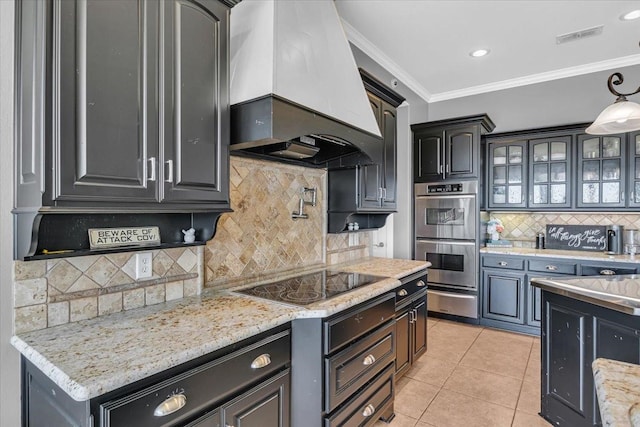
498;261;508;266
153;393;187;417
362;403;376;417
417;280;426;287
545;265;558;271
250;354;271;369
397;289;408;297
362;354;376;366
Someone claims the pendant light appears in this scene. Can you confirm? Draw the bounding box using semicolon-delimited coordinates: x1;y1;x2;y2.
586;72;640;135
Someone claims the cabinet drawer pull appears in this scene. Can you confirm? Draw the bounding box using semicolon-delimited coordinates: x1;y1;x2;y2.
250;354;271;369
362;354;376;366
165;160;174;183
417;280;426;287
497;261;508;266
397;289;408;297
362;403;376;417
600;269;616;276
545;265;558;271
153;393;187;417
148;157;156;182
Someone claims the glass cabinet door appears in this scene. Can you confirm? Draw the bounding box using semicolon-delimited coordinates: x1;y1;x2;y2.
629;131;640;207
577;134;625;208
488;141;527;208
529;136;571;208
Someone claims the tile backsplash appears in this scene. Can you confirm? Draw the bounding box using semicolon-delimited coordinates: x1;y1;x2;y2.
485;212;640;247
12;156;375;333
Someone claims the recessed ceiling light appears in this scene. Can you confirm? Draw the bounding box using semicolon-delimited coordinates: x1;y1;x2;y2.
621;10;640;21
469;49;490;58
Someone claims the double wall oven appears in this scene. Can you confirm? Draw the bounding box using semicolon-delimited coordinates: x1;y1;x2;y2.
414;182;479;319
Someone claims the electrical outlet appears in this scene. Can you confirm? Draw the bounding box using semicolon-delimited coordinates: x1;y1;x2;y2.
135;252;153;280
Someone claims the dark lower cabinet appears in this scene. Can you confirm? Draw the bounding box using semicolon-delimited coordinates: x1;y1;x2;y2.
394;273;428;379
541;291;640;426
482;270;525;325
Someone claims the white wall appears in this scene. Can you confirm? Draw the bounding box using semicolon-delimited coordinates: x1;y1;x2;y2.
0;0;20;425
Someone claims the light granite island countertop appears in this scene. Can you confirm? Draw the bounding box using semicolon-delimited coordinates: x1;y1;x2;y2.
592;358;640;426
11;257;428;402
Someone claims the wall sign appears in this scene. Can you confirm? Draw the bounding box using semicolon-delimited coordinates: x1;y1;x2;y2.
88;226;160;249
545;224;606;252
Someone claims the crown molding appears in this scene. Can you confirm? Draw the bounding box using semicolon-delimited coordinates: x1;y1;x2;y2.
340;18;433;103
429;54;640;103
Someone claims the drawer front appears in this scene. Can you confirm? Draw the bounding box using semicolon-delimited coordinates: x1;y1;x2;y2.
325;321;395;412
100;330;290;427
325;364;394;427
581;265;638;276
528;260;577;275
482;256;525;270
394;272;428;306
324;293;395;354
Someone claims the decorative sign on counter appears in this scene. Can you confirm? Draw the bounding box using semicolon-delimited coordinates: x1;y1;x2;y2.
545;224;606;252
88;226;160;250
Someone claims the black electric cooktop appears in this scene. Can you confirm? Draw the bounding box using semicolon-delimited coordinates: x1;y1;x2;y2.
237;270;389;306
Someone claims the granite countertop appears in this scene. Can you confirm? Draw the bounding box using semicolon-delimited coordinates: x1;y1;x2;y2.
11;257;428;402
592;358;640;426
481;247;640;264
530;275;640;315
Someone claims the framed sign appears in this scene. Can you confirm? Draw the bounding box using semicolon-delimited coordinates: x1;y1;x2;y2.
545;224;606;252
88;226;160;250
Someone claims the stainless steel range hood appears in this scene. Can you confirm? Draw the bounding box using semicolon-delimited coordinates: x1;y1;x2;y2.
229;0;383;167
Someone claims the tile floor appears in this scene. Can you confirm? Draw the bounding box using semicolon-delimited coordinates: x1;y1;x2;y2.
376;318;551;427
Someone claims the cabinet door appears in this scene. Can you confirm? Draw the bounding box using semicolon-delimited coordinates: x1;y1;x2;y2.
527;283;542;328
488;141;527;208
360;94;383;209
577;134;626;208
529;136;572;209
381;100;397;209
628;131;640;207
221;370;290;427
445;125;477;179
394;308;411;378
412;297;428;360
482;270;525;324
161;0;230;204
414;129;444;182
543;298;594;426
54;0;159;203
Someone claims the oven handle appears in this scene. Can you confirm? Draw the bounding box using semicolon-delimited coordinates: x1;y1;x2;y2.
415;194;476;200
428;290;477;299
415;239;476;247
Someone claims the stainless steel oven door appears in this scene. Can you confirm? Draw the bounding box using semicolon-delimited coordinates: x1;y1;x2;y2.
415;239;477;290
415;194;476;240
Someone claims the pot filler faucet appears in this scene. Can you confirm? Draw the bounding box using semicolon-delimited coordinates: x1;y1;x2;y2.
292;187;317;220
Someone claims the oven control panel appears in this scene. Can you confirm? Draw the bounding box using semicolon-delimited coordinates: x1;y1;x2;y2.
427;183;464;194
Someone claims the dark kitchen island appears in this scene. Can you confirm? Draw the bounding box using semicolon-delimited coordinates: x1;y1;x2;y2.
531;275;640;426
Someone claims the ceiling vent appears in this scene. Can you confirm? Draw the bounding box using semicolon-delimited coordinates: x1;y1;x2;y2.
556;25;604;44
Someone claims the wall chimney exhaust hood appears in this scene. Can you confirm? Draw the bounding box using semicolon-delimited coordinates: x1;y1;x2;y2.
229;0;383;167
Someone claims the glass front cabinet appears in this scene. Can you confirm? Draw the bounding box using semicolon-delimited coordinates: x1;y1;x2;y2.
629;131;640;207
528;136;572;209
576;134;626;208
488;141;527;208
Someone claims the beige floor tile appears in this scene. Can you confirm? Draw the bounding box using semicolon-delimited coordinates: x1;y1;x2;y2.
525;355;542;383
517;380;542;415
405;356;457;387
425;335;472;364
431;320;484;339
471;329;533;360
512;410;552;426
394;378;440;419
427;318;439;329
396;375;412;394
374;412;418;427
443;365;522;408
419;389;514;427
459;345;528;379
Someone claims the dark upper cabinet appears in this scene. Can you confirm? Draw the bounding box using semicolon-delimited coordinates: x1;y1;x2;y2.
487;141;528;209
412;115;495;182
19;0;232;210
528;136;572;209
576;133;626;208
627;131;640;207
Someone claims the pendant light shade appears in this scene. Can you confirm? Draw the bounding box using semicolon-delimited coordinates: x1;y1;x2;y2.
586;72;640;135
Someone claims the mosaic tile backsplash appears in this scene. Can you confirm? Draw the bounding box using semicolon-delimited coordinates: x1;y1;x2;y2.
484;212;640;247
13;247;203;333
204;157;326;288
